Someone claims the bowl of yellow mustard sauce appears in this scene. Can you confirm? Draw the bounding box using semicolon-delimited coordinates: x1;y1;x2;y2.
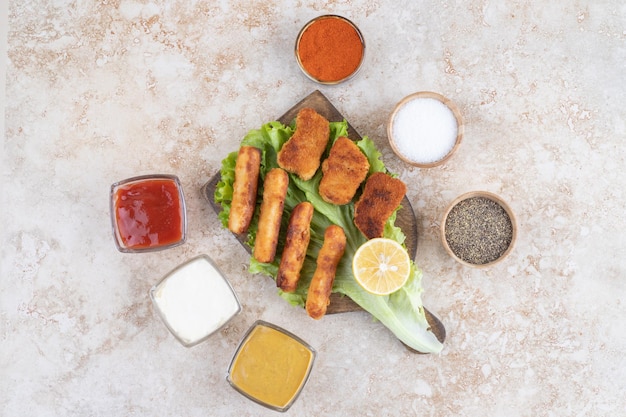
226;320;316;412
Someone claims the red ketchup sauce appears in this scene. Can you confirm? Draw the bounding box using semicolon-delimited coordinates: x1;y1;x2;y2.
113;178;184;250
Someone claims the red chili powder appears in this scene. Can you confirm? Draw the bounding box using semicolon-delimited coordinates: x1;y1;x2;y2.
297;16;364;83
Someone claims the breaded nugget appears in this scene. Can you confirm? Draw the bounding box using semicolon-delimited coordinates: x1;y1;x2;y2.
354;172;407;239
276;202;314;293
253;168;289;263
277;108;330;181
228;146;261;234
319;137;370;205
306;225;346;320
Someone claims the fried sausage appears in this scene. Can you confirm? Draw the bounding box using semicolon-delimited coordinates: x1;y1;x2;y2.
277;108;330;181
306;225;346;320
354;172;407;239
228;146;261;234
253;168;289;263
276;202;314;293
319;137;370;205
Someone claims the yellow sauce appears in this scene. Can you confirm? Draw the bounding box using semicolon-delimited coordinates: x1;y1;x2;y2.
229;323;314;410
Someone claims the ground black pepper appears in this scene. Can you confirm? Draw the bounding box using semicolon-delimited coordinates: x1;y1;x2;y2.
444;196;513;265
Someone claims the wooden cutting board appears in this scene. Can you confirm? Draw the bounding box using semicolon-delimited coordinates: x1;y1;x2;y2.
202;90;445;347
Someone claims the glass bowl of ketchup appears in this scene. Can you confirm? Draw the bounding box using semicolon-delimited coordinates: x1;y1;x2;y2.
110;174;187;253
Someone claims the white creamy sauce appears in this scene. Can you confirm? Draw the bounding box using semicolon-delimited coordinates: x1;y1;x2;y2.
392;98;458;164
152;256;240;346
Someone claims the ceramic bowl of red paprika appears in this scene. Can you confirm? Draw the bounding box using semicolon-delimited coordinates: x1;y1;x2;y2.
295;15;365;85
110;174;187;253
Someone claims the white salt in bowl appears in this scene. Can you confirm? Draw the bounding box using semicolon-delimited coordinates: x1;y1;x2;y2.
387;92;464;168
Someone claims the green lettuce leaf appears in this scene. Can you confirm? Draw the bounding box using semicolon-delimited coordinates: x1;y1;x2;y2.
214;120;443;353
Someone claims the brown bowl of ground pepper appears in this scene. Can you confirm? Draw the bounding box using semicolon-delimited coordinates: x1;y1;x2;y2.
295;15;365;85
441;191;517;268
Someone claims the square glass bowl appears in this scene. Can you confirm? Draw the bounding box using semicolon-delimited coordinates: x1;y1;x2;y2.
110;174;187;253
149;255;241;347
227;320;316;412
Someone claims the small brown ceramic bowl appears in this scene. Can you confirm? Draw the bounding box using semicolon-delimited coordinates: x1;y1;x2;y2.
388;91;464;168
295;15;365;85
441;191;517;268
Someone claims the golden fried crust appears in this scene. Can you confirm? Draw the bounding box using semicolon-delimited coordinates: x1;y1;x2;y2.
277;108;330;181
253;168;289;263
319;137;370;205
276;202;314;293
306;225;346;320
228;146;261;234
354;172;407;239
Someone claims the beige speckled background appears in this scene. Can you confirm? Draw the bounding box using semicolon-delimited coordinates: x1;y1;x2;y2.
2;1;626;416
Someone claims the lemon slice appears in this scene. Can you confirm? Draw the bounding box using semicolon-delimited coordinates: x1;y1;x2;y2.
352;238;411;295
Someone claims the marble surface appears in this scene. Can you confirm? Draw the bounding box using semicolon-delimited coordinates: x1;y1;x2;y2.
2;1;626;416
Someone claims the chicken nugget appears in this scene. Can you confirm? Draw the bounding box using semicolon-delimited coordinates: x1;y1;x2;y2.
277;108;330;181
319;137;369;205
354;172;407;239
276;202;314;293
306;225;346;320
228;146;261;234
253;168;289;263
